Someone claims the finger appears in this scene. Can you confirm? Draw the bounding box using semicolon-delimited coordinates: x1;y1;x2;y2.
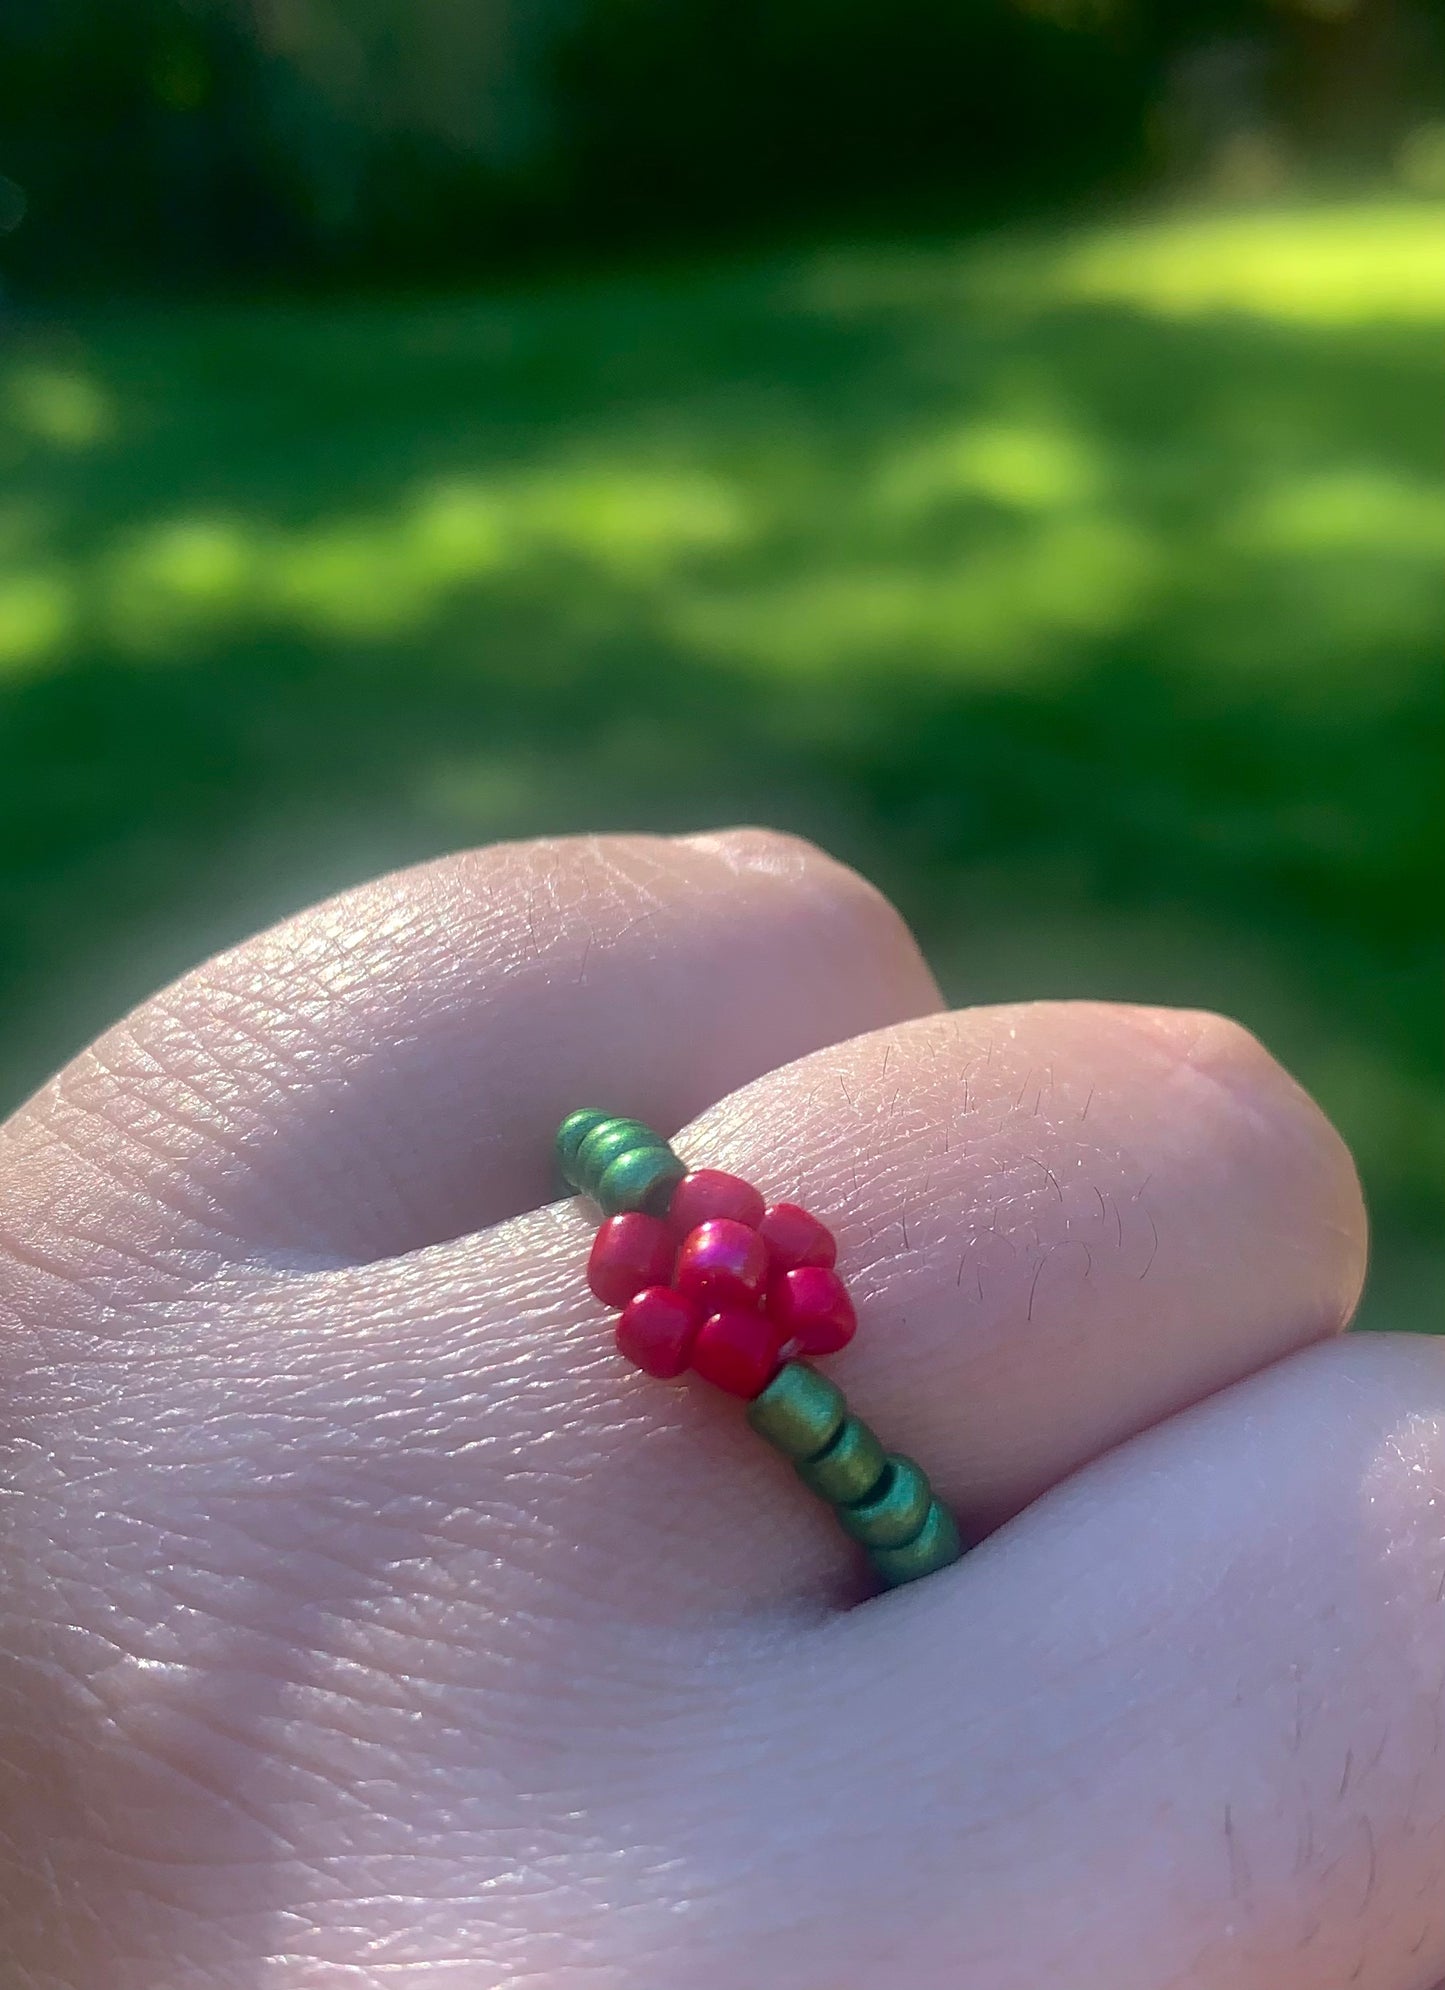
275;997;1364;1617
0;830;938;1282
700;1333;1445;1990
692;1000;1367;1530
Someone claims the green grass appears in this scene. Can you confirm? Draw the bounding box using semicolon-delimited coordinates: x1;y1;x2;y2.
1;200;1441;1327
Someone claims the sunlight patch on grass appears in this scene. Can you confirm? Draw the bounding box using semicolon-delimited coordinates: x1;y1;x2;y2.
520;466;748;570
4;366;116;449
0;570;73;671
877;420;1106;515
1240;467;1445;555
1050;203;1445;325
673;513;1158;679
105;519;260;649
793;201;1445;330
77;463;752;649
10;205;1445;703
407;482;510;583
273;480;513;637
1205;466;1445;679
273;522;446;638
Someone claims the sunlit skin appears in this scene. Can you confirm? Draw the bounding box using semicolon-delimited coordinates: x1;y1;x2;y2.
5;825;1445;1988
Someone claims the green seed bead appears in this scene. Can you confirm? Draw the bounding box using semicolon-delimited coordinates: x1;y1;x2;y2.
576;1117;665;1191
868;1499;963;1588
837;1456;934;1549
796;1416;889;1507
746;1362;847;1462
555;1109;613;1187
596;1144;686;1216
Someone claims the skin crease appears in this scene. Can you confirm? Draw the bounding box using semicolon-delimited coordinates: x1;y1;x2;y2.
2;827;1442;1990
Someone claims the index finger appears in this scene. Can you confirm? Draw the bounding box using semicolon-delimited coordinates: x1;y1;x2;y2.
1;831;940;1281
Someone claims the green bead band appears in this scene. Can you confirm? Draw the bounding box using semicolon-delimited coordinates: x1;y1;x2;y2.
576;1117;662;1188
837;1456;934;1549
557;1112;684;1214
868;1498;963;1588
556;1108;612;1186
596;1144;686;1216
796;1415;889;1507
746;1362;847;1462
745;1362;960;1587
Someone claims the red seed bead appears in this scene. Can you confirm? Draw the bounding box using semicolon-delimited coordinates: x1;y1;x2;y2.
692;1308;784;1398
616;1285;700;1378
758;1202;837;1273
587;1212;676;1308
668;1168;765;1236
767;1264;857;1356
674;1218;769;1312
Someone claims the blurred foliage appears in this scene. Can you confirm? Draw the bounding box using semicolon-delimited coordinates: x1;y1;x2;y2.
2;0;1443;285
0;200;1439;1324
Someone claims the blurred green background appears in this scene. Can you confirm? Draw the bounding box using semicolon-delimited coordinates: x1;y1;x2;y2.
0;0;1440;1326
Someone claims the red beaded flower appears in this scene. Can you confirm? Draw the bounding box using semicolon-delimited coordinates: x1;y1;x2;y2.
587;1165;850;1400
558;1111;962;1592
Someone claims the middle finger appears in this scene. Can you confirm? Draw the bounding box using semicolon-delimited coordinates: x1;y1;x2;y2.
264;998;1366;1619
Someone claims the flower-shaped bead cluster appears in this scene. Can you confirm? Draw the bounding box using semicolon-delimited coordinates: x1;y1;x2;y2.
587;1169;856;1399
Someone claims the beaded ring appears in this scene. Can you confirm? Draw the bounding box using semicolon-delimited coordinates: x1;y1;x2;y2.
557;1109;963;1590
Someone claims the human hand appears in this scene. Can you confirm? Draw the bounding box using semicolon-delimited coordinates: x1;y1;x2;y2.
4;830;1428;1990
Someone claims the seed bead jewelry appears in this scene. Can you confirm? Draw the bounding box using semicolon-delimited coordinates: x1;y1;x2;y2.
556;1109;963;1590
